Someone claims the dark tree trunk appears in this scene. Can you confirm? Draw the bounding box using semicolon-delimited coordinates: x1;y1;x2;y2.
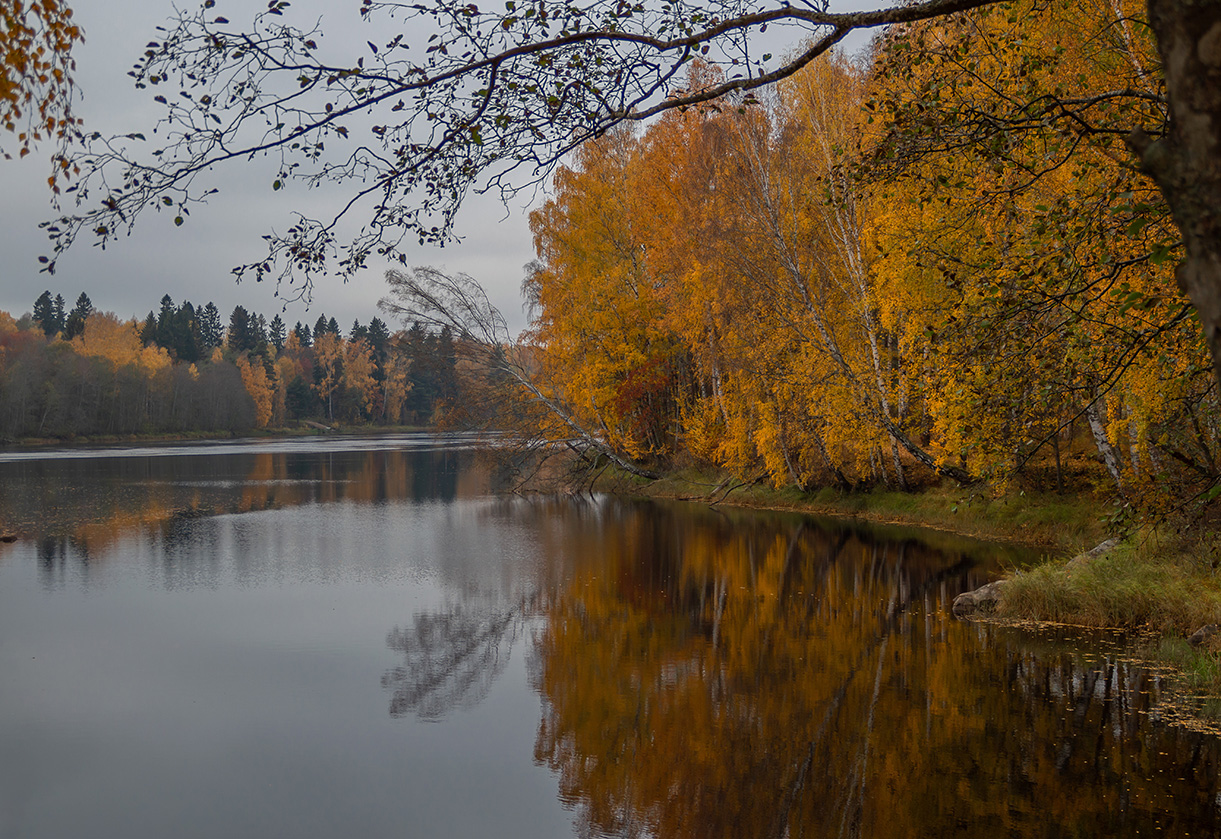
1134;1;1221;392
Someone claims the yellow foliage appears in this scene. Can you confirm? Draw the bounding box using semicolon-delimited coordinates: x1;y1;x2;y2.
73;312;170;375
235;355;274;428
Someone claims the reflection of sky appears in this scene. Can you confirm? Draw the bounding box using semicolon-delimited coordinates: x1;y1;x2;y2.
0;499;569;839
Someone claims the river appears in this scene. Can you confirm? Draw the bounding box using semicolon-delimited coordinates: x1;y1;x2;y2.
0;434;1217;838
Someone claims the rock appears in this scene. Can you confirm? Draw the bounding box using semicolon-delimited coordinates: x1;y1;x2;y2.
1188;625;1221;647
1063;538;1121;574
952;579;1008;618
0;534;16;543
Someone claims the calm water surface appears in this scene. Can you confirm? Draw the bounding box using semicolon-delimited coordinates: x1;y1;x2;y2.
1;434;1218;838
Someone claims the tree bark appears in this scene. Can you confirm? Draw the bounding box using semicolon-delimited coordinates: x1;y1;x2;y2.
1133;0;1221;392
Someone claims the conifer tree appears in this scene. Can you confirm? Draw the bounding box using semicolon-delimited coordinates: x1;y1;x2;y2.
227;305;252;353
269;314;286;352
32;291;56;336
63;292;93;339
140;311;157;346
51;294;66;335
199;302;224;351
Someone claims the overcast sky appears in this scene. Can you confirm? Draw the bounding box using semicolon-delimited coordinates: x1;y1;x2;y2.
0;1;873;338
0;0;541;336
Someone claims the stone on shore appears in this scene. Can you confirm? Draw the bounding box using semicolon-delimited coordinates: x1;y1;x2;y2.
1189;624;1221;647
951;580;1007;618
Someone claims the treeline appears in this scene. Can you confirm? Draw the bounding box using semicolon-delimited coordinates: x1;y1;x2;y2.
0;291;465;439
515;0;1217;504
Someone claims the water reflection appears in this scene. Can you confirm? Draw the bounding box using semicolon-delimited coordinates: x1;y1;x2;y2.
3;440;1220;838
506;501;1221;839
0;434;493;552
383;596;529;721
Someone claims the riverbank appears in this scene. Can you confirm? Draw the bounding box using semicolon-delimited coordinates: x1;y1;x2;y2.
600;466;1108;552
598;465;1221;706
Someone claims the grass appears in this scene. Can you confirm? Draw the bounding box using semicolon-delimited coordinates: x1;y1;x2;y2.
998;534;1221;634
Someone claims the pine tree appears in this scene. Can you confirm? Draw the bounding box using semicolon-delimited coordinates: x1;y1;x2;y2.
252;314;269;351
227;305;252;353
313;314;329;339
140;311;157;346
51;294;66;334
63;292;93;339
199;302;224;351
32;291;56;336
155;294;176;349
174;301;202;363
293;321;312;348
269;314;286;352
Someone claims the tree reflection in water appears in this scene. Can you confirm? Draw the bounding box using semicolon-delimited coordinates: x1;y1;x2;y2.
519;503;1221;839
382;596;526;721
373;497;1221;836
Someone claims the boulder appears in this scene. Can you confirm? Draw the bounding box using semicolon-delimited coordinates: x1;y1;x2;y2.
1188;624;1221;647
1063;538;1121;575
951;579;1008;618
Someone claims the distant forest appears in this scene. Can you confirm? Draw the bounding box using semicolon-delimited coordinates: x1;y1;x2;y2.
0;290;469;439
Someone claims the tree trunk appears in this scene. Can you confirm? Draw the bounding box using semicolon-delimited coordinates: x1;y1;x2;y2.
1086;397;1125;494
1134;1;1221;393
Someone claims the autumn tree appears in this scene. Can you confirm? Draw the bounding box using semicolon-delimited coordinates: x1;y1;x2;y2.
28;0;1221;404
382;266;661;478
861;0;1213;496
0;0;83;165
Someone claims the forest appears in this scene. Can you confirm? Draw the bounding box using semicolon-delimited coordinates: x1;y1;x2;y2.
0;290;465;438
4;0;1216;516
474;0;1216;512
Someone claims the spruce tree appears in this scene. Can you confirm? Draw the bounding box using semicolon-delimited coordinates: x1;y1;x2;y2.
269;314;286;352
227;305;252;353
32;291;55;336
63;292;93;339
51;294;66;334
199;302;224;351
140;311;157;346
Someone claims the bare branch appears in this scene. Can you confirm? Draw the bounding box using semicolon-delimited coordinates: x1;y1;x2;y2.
41;0;1012;294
